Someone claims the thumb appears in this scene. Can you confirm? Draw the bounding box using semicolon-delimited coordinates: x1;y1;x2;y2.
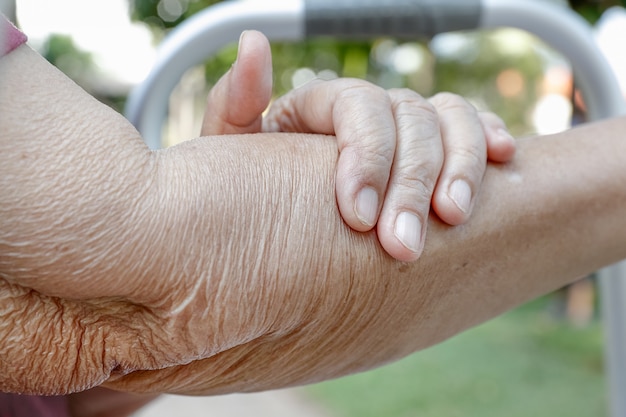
201;30;273;135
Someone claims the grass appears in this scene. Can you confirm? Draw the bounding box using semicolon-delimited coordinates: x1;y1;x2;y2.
306;295;607;417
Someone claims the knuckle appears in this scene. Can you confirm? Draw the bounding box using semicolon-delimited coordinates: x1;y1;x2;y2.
430;92;477;114
393;175;435;209
388;87;424;100
268;95;303;132
398;123;445;164
390;89;433;113
478;110;506;129
389;90;439;130
334;80;393;130
394;160;439;199
448;145;486;171
337;78;388;100
343;141;394;178
367;141;395;165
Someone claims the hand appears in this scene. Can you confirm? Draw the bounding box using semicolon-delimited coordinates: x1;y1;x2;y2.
201;30;516;261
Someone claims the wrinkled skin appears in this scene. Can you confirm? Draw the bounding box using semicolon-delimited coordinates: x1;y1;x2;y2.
200;31;516;262
0;126;447;394
0;44;487;396
3;44;626;400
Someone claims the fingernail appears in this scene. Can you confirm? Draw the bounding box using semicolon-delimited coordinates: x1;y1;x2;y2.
449;179;472;214
355;187;379;227
238;30;249;52
234;31;249;68
394;212;422;252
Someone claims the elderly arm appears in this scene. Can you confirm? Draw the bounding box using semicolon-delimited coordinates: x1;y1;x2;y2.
106;116;626;395
1;44;625;396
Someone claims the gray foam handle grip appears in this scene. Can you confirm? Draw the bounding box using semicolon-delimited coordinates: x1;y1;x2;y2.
304;0;482;39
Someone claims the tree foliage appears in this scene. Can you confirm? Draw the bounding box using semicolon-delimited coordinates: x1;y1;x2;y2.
129;0;221;31
569;0;625;22
41;34;94;87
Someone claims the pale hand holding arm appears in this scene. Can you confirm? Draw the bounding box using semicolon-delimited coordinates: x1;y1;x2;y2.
2;44;626;402
203;31;516;261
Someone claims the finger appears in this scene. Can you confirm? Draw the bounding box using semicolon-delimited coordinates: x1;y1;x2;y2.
200;30;273;136
265;79;397;232
376;89;444;262
478;111;517;162
262;78;337;134
428;92;488;226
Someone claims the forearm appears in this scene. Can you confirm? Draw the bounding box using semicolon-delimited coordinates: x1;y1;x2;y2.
108;119;626;394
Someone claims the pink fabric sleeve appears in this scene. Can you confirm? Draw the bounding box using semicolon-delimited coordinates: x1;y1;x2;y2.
1;14;27;57
0;392;71;417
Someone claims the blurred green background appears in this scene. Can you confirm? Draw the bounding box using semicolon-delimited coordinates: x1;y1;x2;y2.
34;0;626;144
18;0;626;415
